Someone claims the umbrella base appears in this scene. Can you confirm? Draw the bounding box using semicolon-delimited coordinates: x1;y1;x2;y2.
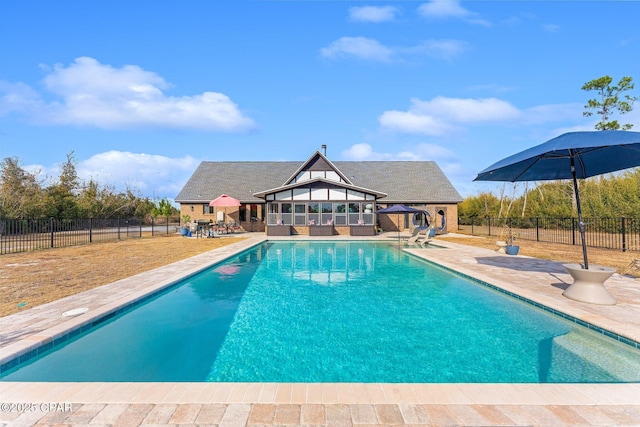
562;263;616;305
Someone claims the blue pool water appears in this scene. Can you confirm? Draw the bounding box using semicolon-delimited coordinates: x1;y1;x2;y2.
2;241;639;382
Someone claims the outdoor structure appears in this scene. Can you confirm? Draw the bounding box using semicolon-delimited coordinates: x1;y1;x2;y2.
175;149;463;236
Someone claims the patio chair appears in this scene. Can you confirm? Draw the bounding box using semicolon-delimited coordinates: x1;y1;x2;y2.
228;220;242;233
216;221;227;234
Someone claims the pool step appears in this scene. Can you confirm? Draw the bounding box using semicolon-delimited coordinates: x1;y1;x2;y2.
549;330;640;382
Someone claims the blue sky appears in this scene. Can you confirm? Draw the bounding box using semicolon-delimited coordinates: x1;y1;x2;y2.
1;0;639;201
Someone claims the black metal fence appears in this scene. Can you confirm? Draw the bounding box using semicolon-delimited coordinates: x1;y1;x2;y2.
458;217;640;252
0;216;181;255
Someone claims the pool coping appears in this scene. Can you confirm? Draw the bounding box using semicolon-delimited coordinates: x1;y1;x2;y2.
1;233;640;408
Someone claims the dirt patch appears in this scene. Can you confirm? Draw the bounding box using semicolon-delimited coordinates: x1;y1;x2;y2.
0;235;247;317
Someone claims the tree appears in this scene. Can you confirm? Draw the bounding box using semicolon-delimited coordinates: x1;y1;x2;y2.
152;198;177;217
0;157;51;218
582;75;638;130
46;152;81;218
458;192;502;218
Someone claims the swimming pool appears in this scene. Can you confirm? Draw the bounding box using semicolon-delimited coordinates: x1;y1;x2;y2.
2;241;639;382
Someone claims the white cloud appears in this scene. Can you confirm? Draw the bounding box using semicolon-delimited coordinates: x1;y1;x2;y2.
380;96;583;135
341;143;463;193
380;96;521;135
0;81;42;115
403;39;468;60
417;97;521;122
0;57;255;132
418;0;490;27
349;6;398;23
77;151;200;197
341;142;455;162
379;110;454;136
321;37;466;62
320;37;394;62
341;143;392;160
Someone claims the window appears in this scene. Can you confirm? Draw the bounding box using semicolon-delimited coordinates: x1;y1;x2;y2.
308;202;319;225
362;202;374;225
294;203;306;225
310;187;327;200
321;202;333;225
334;203;346;225
348;203;360;225
293;188;309;200
329;188;346;200
267;203;279;225
281;203;293;225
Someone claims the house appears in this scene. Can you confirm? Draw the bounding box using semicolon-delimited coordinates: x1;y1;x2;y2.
175;149;463;236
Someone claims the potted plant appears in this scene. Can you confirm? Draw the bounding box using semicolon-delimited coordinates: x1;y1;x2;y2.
505;228;519;255
180;214;191;236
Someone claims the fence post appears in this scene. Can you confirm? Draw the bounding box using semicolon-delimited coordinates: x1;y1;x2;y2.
571;218;576;246
621;217;627;252
117;218;121;240
166;216;169;235
139;219;142;237
151;217;155;236
471;218;474;235
487;217;490;236
50;217;54;248
89;218;93;243
536;218;540;242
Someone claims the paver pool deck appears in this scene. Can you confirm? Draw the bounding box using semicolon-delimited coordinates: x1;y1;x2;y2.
1;233;640;426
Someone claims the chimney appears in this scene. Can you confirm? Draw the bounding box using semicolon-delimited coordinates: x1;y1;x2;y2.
321;144;327;155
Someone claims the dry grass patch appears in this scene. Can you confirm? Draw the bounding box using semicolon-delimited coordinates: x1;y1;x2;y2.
0;235;246;317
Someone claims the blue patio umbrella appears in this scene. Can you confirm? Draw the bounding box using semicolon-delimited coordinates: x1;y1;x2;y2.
474;130;640;269
378;204;428;240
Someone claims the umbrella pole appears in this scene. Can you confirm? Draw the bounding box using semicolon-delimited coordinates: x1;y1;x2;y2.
570;156;589;269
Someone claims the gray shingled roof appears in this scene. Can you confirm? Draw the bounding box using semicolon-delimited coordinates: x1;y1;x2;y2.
175;161;463;204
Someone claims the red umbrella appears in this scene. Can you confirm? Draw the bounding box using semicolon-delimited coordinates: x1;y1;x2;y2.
209;194;241;207
209;194;241;228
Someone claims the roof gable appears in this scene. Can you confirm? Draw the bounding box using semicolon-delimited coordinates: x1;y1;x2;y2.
284;151;352;185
